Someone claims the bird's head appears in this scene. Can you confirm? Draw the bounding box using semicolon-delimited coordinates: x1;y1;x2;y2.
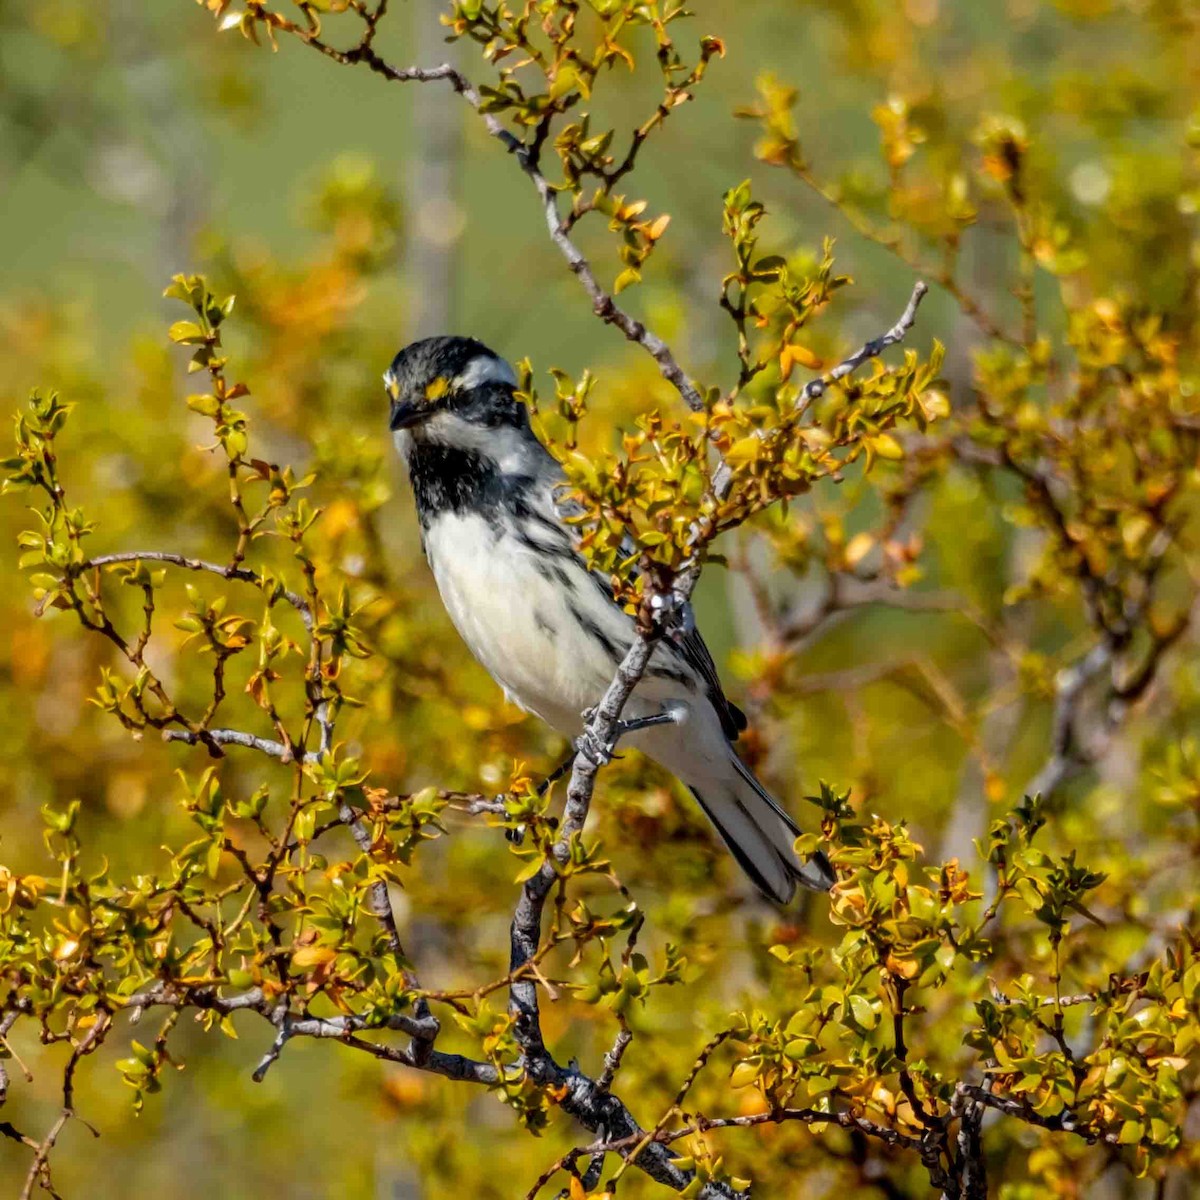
384;336;529;457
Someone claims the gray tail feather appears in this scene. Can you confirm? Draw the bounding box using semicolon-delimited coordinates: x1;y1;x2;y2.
688;756;835;904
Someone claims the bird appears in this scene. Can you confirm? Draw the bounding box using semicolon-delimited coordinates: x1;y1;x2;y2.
384;334;835;903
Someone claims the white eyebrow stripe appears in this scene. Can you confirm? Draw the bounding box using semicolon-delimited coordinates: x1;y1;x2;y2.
453;354;517;391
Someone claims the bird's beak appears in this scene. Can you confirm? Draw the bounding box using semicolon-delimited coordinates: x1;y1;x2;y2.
386;376;428;431
388;398;428;431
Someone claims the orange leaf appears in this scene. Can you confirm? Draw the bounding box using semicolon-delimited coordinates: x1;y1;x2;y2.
780;341;823;379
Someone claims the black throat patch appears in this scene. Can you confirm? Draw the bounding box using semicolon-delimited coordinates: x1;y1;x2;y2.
406;443;535;531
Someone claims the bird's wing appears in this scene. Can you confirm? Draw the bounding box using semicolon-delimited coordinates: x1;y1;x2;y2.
674;622;748;742
545;471;747;743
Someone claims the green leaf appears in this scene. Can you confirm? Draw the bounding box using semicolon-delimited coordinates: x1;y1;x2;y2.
169;321;208;345
848;993;877;1030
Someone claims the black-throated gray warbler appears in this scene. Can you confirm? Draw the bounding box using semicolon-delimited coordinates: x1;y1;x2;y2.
385;335;834;903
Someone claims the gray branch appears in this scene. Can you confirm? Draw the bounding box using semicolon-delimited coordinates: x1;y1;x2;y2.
348;52;705;413
499;572;737;1196
120;984;470;1084
163;726;308;762
80;551;313;632
1021;641;1112;800
802;280;929;402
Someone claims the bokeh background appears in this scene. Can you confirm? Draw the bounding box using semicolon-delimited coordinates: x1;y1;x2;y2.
1;1;1198;1196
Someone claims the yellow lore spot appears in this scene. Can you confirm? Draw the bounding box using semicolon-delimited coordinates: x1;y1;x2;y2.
425;377;449;401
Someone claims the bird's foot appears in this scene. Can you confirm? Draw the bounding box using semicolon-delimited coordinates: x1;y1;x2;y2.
573;705;684;768
615;705;684;737
536;751;576;796
573;726;617;768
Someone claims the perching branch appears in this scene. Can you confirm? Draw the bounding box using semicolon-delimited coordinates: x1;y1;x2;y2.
503;580;737;1198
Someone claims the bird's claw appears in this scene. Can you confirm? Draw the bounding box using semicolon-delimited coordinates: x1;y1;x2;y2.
574;706;683;769
574;726;617;768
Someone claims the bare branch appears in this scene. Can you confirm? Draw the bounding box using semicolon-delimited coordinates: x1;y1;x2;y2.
18;1014;107;1200
80;551;313;631
954;1084;1119;1147
315;47;705;413
117;985;476;1086
163;726;306;762
597;1022;633;1092
778;575;964;648
497;569;741;1196
802;281;929;403
1022;642;1112;800
1021;605;1188;802
336;795;437;1055
570;1104;921;1159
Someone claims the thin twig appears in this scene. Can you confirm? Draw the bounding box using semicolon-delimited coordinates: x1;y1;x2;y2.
163;726;308;762
802;281;929;402
322;49;706;413
791;168;1020;347
80;551;312;631
597;1023;633;1092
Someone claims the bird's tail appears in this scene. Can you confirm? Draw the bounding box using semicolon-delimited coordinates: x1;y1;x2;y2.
688;755;835;904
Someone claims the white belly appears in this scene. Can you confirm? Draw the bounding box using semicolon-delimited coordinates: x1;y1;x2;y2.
423;511;626;734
